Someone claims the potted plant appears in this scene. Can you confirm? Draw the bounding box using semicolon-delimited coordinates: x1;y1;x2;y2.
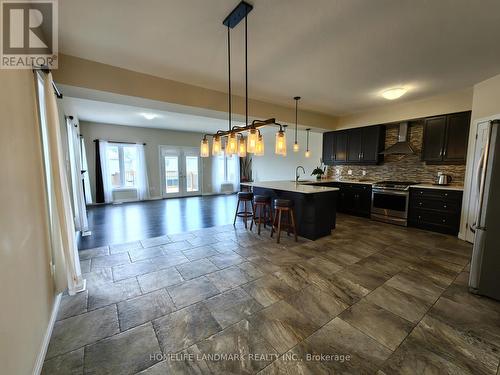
311;166;324;180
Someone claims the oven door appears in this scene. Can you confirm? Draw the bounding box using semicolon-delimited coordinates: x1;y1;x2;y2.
371;189;409;219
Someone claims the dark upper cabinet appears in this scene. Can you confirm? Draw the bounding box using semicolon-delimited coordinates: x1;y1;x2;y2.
334;131;348;163
444;112;470;163
361;126;385;163
347;128;363;162
422;111;470;164
323;126;384;165
422;116;447;162
322;132;335;164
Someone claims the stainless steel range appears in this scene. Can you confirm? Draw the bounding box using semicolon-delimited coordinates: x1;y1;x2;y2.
371;181;419;226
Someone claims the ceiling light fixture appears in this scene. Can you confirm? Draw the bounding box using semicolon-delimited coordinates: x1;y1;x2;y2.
141;113;158;120
305;128;311;158
199;1;288;158
293;96;301;152
382;87;407;100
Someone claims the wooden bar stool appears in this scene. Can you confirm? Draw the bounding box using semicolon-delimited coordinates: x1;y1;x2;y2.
270;198;298;243
250;195;272;235
233;192;254;229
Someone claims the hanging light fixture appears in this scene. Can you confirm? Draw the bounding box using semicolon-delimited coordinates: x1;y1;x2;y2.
238;135;247;157
200;137;209;157
200;1;293;158
275;127;287;156
305;128;311;158
255;131;264;156
212;135;222;156
226;133;238;155
293;96;301;152
247;128;258;153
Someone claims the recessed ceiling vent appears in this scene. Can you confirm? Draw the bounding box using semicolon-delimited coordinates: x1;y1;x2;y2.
380;122;415;155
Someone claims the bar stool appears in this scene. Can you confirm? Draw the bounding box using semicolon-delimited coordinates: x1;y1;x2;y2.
271;199;298;243
233;191;254;229
250;195;272;235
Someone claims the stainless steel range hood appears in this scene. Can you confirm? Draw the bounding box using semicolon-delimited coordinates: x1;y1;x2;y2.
380;122;415;155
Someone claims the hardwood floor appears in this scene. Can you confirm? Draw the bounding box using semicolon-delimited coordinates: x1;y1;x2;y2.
78;194;238;250
45;215;500;374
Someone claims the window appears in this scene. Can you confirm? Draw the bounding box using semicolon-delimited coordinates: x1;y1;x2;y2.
106;144;138;189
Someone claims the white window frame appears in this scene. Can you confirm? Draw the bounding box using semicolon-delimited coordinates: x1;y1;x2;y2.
107;143;138;190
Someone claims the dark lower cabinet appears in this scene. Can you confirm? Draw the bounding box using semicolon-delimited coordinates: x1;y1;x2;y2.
316;182;371;218
408;188;463;235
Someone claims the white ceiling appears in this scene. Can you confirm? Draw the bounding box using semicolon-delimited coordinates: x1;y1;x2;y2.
59;0;500;115
63;96;229;133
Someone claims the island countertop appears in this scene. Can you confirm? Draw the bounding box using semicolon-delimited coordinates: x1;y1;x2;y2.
240;181;339;194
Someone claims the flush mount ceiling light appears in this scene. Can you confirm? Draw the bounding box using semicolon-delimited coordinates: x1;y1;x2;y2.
200;1;288;158
141;113;158;120
382;88;407;100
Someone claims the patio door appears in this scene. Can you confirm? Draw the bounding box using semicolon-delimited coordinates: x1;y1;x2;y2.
160;146;201;198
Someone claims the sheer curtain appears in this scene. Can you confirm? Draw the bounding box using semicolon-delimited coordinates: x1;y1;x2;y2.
99;140;113;203
81;137;93;204
66;117;88;231
37;72;85;295
136;144;150;200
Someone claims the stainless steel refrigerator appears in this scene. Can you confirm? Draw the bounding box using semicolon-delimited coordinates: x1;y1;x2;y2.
469;119;500;301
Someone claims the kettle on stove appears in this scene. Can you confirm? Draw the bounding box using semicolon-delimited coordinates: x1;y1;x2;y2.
436;172;452;185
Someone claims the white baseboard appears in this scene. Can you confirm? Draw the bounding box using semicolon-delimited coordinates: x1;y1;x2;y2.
33;292;61;375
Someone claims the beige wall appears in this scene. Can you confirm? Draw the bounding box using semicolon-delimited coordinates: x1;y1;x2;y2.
80;122;214;200
471;73;500;121
0;70;55;374
54;54;338;130
336;88;473;129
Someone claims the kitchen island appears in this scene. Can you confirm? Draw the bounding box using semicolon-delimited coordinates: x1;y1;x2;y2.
240;181;339;240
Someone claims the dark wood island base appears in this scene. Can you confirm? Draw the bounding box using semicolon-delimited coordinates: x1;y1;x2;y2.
251;187;338;240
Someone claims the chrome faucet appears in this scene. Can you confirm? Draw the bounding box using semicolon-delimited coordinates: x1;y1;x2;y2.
295;166;306;182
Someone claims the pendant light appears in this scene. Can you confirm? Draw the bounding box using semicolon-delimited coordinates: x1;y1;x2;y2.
212;135;222;156
226;133;238;155
293;96;301;152
247;128;258;153
255;131;264;156
305;128;311;158
199;2;293;159
238;135;247;157
200;137;209;157
275;125;287;156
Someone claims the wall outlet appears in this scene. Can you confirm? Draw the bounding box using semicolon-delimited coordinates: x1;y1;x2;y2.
347;169;353;175
362;170;367;176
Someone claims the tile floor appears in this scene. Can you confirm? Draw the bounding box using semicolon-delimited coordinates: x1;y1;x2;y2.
42;214;500;375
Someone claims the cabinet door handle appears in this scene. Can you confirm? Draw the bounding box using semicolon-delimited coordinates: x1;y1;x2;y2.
358;152;362;160
419;202;423;206
361;152;364;159
443;204;447;209
442;219;446;223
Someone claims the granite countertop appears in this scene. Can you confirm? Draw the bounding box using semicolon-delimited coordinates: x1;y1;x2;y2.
410;184;464;191
241;181;339;194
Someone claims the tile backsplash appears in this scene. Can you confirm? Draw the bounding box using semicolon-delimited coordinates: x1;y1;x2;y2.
325;122;466;185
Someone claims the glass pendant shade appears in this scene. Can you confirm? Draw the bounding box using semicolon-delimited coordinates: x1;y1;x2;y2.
238;136;247;157
247;129;258;153
212;135;222;156
275;130;287;156
293;142;299;152
255;134;264;156
200;138;209;157
226;133;238;155
305;150;311;158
